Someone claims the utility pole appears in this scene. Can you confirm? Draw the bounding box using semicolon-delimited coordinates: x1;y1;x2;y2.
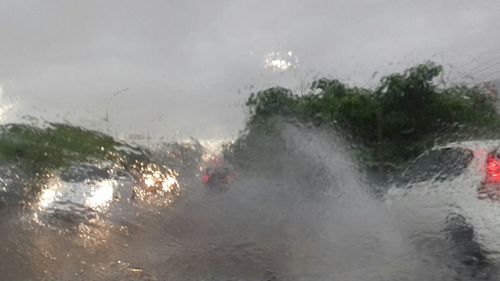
146;115;163;150
147;128;150;149
104;88;129;135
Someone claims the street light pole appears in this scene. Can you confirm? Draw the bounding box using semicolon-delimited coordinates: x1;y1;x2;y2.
104;88;130;134
147;115;163;149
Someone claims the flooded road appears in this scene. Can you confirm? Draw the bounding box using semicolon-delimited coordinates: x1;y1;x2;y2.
1;1;500;280
0;123;495;281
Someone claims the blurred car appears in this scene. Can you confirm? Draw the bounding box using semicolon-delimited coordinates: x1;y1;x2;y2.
396;140;500;199
32;162;125;229
201;155;234;192
387;140;500;268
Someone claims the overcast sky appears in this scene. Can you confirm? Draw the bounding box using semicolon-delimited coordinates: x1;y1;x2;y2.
1;0;500;141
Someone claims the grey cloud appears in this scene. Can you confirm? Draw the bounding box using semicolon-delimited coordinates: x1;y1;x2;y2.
1;0;500;140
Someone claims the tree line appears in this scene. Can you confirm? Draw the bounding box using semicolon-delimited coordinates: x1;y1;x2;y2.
227;62;500;173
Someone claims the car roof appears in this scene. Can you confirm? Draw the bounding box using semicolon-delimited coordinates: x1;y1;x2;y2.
400;140;500;181
431;140;500;152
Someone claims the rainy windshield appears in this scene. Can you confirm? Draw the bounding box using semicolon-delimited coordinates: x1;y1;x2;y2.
401;147;474;184
2;1;500;281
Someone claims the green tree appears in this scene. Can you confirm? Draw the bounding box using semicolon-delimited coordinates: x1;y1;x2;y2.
228;62;500;173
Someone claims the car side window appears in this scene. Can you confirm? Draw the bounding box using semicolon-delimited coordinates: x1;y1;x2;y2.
401;147;474;184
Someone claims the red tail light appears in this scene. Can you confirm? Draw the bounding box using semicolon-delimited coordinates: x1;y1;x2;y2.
202;174;209;184
485;154;500;184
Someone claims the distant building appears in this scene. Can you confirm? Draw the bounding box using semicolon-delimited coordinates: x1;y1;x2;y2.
126;133;151;148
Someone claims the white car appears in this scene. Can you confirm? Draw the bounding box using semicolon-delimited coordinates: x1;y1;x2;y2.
386;140;500;266
32;162;126;229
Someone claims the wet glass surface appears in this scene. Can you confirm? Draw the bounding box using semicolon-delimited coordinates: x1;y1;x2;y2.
401;147;474;184
1;1;500;280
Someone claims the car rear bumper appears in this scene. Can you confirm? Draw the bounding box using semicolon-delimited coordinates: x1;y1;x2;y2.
477;183;500;200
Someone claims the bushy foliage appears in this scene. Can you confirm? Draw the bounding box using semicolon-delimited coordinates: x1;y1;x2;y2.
230;62;500;171
0;123;149;172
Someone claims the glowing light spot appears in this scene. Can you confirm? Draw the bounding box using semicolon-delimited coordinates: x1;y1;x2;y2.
144;174;155;188
131;161;180;205
85;180;115;210
162;176;178;192
37;177;115;213
264;50;298;72
38;182;59;209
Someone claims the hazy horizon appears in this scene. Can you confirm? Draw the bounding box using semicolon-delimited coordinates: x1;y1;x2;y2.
1;0;500;141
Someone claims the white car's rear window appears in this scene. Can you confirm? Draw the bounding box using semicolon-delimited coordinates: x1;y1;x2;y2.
401;147;474;184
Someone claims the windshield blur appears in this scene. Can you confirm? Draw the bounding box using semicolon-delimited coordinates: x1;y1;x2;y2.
1;1;500;280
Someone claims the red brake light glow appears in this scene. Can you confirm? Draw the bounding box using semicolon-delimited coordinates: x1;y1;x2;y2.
485;154;500;184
